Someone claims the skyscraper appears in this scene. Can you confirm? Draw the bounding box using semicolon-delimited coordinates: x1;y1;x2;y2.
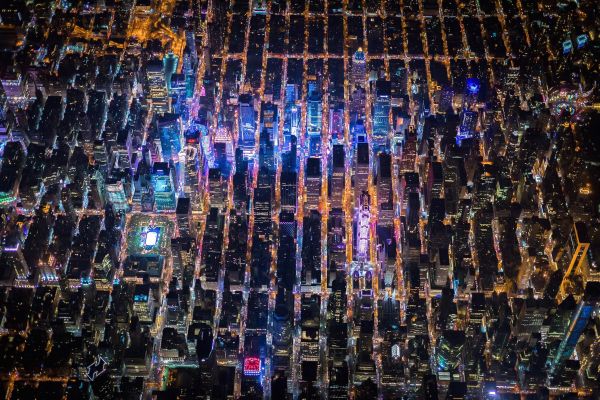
147;59;169;114
307;80;323;137
354;142;369;207
351;48;366;89
557;222;591;300
239;93;256;158
305;157;321;212
549;282;600;376
373;80;391;145
151;162;176;212
330;144;345;209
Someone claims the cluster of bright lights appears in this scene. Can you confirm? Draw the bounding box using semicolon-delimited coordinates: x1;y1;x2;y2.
244;357;261;376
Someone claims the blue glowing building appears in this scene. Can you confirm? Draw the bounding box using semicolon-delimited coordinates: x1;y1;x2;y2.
466;78;480;96
239;93;256;158
307;80;322;136
549;282;600;376
351;119;367;145
283;103;300;151
152;162;177;212
373;80;391;145
157;113;182;163
456;110;478;146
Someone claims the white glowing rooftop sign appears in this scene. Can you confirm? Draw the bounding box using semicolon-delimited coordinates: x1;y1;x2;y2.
145;231;158;247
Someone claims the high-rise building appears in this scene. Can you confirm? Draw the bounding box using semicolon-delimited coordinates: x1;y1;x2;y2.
426;161;444;206
377;153;393;226
0;71;29;107
156;114;182;163
152;162;177;212
239;93;256;158
260;102;278;144
280;171;298;212
557;222;590;300
400;129;417;173
307;80;322;137
456;110;478;145
351;48;366;89
208;168;225;209
305;157;321;212
105;179;130;212
354;142;369;206
330;145;345;209
373;80;391;145
0;141;25;203
549;282;600;376
254;184;273;241
436;330;465;382
329;103;344;142
146;59;169;114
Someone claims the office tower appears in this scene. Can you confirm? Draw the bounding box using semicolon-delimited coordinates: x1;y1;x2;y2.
351;48;366;89
280;171;297;212
151;162;176;212
0;71;29;107
377;153;393;227
305;157;321;212
329;103;344;142
239;93;256;158
468;293;486;334
260;101;278;144
513;296;553;341
285;83;299;104
300;312;320;385
208;168;225;209
307;80;322;137
183;144;201;202
549;282;600;376
254;183;272;241
0;141;25;203
456;110;478;145
105;180;129;212
426;161;443;206
329;273;347;327
302;213;322;286
156;114;182;163
351;119;367;145
436;330;466;382
215;125;235;167
557;222;591;300
472;162;496;214
284;102;300;151
373;80;391;145
354;142;369;206
330;144;345;209
147;59;169;114
259;127;275;173
0;240;30;281
406;192;420;237
273;302;292;349
328;210;346;270
400;129;417;173
400;172;420;217
18;143;46;209
175;197;191;237
432;247;450;288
